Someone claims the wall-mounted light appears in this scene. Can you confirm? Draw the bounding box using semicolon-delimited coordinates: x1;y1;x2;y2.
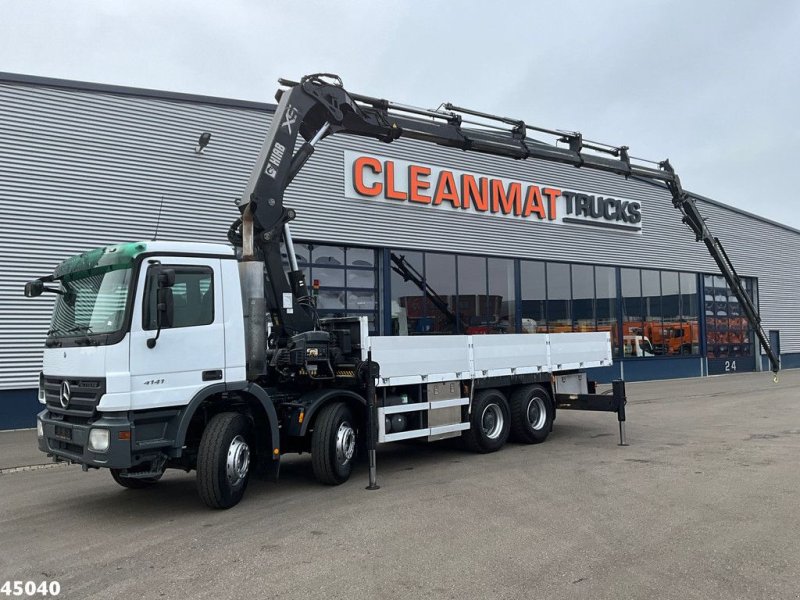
195;132;212;154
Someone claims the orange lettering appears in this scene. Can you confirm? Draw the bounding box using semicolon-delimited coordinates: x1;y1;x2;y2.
432;170;460;208
409;165;431;203
523;185;546;219
461;174;489;211
543;187;561;221
353;156;382;197
385;161;407;200
491;180;522;215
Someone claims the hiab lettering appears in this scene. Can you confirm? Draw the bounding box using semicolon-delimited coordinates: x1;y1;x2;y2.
345;152;642;232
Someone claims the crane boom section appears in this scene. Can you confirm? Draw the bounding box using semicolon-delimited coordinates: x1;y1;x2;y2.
236;74;780;374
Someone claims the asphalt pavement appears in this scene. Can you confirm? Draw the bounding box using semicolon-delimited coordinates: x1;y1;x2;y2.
1;370;799;600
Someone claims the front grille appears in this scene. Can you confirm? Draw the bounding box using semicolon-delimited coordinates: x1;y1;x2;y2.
44;376;106;424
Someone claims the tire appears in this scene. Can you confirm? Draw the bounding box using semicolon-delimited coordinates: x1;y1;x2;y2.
312;402;357;485
196;412;253;509
509;384;553;444
110;468;162;489
462;389;511;453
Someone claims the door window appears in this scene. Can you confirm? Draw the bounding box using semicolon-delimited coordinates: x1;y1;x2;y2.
143;266;214;330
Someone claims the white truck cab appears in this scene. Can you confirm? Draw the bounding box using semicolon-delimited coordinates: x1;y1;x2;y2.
35;241;252;477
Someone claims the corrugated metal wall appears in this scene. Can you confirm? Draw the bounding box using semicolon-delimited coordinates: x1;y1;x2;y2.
1;76;798;391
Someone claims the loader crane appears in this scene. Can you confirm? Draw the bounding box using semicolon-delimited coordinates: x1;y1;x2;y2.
25;73;777;510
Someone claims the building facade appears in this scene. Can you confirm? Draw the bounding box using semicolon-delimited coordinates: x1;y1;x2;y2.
1;73;798;429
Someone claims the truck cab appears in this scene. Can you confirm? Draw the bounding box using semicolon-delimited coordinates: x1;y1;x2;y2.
34;241;249;483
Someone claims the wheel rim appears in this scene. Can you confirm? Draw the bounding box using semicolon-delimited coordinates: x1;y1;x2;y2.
481;403;504;439
336;421;356;465
526;396;548;431
226;434;250;487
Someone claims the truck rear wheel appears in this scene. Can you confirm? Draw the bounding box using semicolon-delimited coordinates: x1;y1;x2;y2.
462;389;510;453
196;412;252;509
509;384;553;444
312;402;357;485
110;468;162;489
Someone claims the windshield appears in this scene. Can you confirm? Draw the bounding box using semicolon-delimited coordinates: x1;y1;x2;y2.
48;268;133;338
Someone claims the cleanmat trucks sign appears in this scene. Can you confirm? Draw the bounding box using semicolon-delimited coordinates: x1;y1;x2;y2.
343;151;643;233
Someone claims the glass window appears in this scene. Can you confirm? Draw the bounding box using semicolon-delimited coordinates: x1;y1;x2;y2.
546;263;571;333
458;255;487;333
347;290;376;311
641;269;662;354
299;244;378;331
595;266;617;353
313;267;345;288
679;272;700;355
316;290;346;311
345;247;378;289
488;258;515;333
143;266;214;330
659;271;678;355
621;268;644;356
294;244;311;265
390;251;426;335
520;260;546;333
346;269;375;288
426;252;457;334
347;247;375;268
49;268;133;338
659;271;690;356
291;243;311;266
313;245;345;265
704;274;755;358
571;264;595;332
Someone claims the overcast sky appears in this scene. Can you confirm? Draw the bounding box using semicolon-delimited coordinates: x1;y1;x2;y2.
2;0;799;229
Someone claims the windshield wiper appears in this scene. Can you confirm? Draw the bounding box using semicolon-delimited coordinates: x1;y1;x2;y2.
65;325;94;335
66;325;99;346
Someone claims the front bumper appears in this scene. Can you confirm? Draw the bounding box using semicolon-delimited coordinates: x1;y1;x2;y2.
38;410;134;469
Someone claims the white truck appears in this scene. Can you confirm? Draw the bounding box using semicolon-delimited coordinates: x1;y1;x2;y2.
25;74;776;509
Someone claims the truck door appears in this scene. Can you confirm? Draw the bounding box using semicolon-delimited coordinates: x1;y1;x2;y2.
129;257;226;410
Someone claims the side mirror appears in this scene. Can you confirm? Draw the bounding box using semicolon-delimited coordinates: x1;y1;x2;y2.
158;269;176;288
147;269;176;348
24;280;44;298
157;287;174;329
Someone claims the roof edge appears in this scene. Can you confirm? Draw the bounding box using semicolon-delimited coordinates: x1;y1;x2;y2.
688;191;800;237
0;71;277;113
631;175;800;237
2;71;798;237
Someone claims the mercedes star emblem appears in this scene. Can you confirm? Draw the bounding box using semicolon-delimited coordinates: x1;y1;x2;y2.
60;380;71;409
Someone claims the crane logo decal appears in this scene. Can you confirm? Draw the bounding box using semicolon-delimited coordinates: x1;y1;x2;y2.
344;151;643;233
264;142;286;179
282;105;298;134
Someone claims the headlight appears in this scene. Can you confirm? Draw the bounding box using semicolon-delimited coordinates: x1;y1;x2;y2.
38;372;45;403
37;419;44;438
88;428;110;452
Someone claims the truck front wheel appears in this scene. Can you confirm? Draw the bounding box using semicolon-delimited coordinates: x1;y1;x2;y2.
196;412;253;509
312;402;357;485
462;389;511;453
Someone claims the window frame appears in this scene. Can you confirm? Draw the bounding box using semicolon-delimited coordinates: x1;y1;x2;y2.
142;264;215;331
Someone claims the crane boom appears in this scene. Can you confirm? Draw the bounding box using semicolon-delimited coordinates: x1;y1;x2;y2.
233;73;780;375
